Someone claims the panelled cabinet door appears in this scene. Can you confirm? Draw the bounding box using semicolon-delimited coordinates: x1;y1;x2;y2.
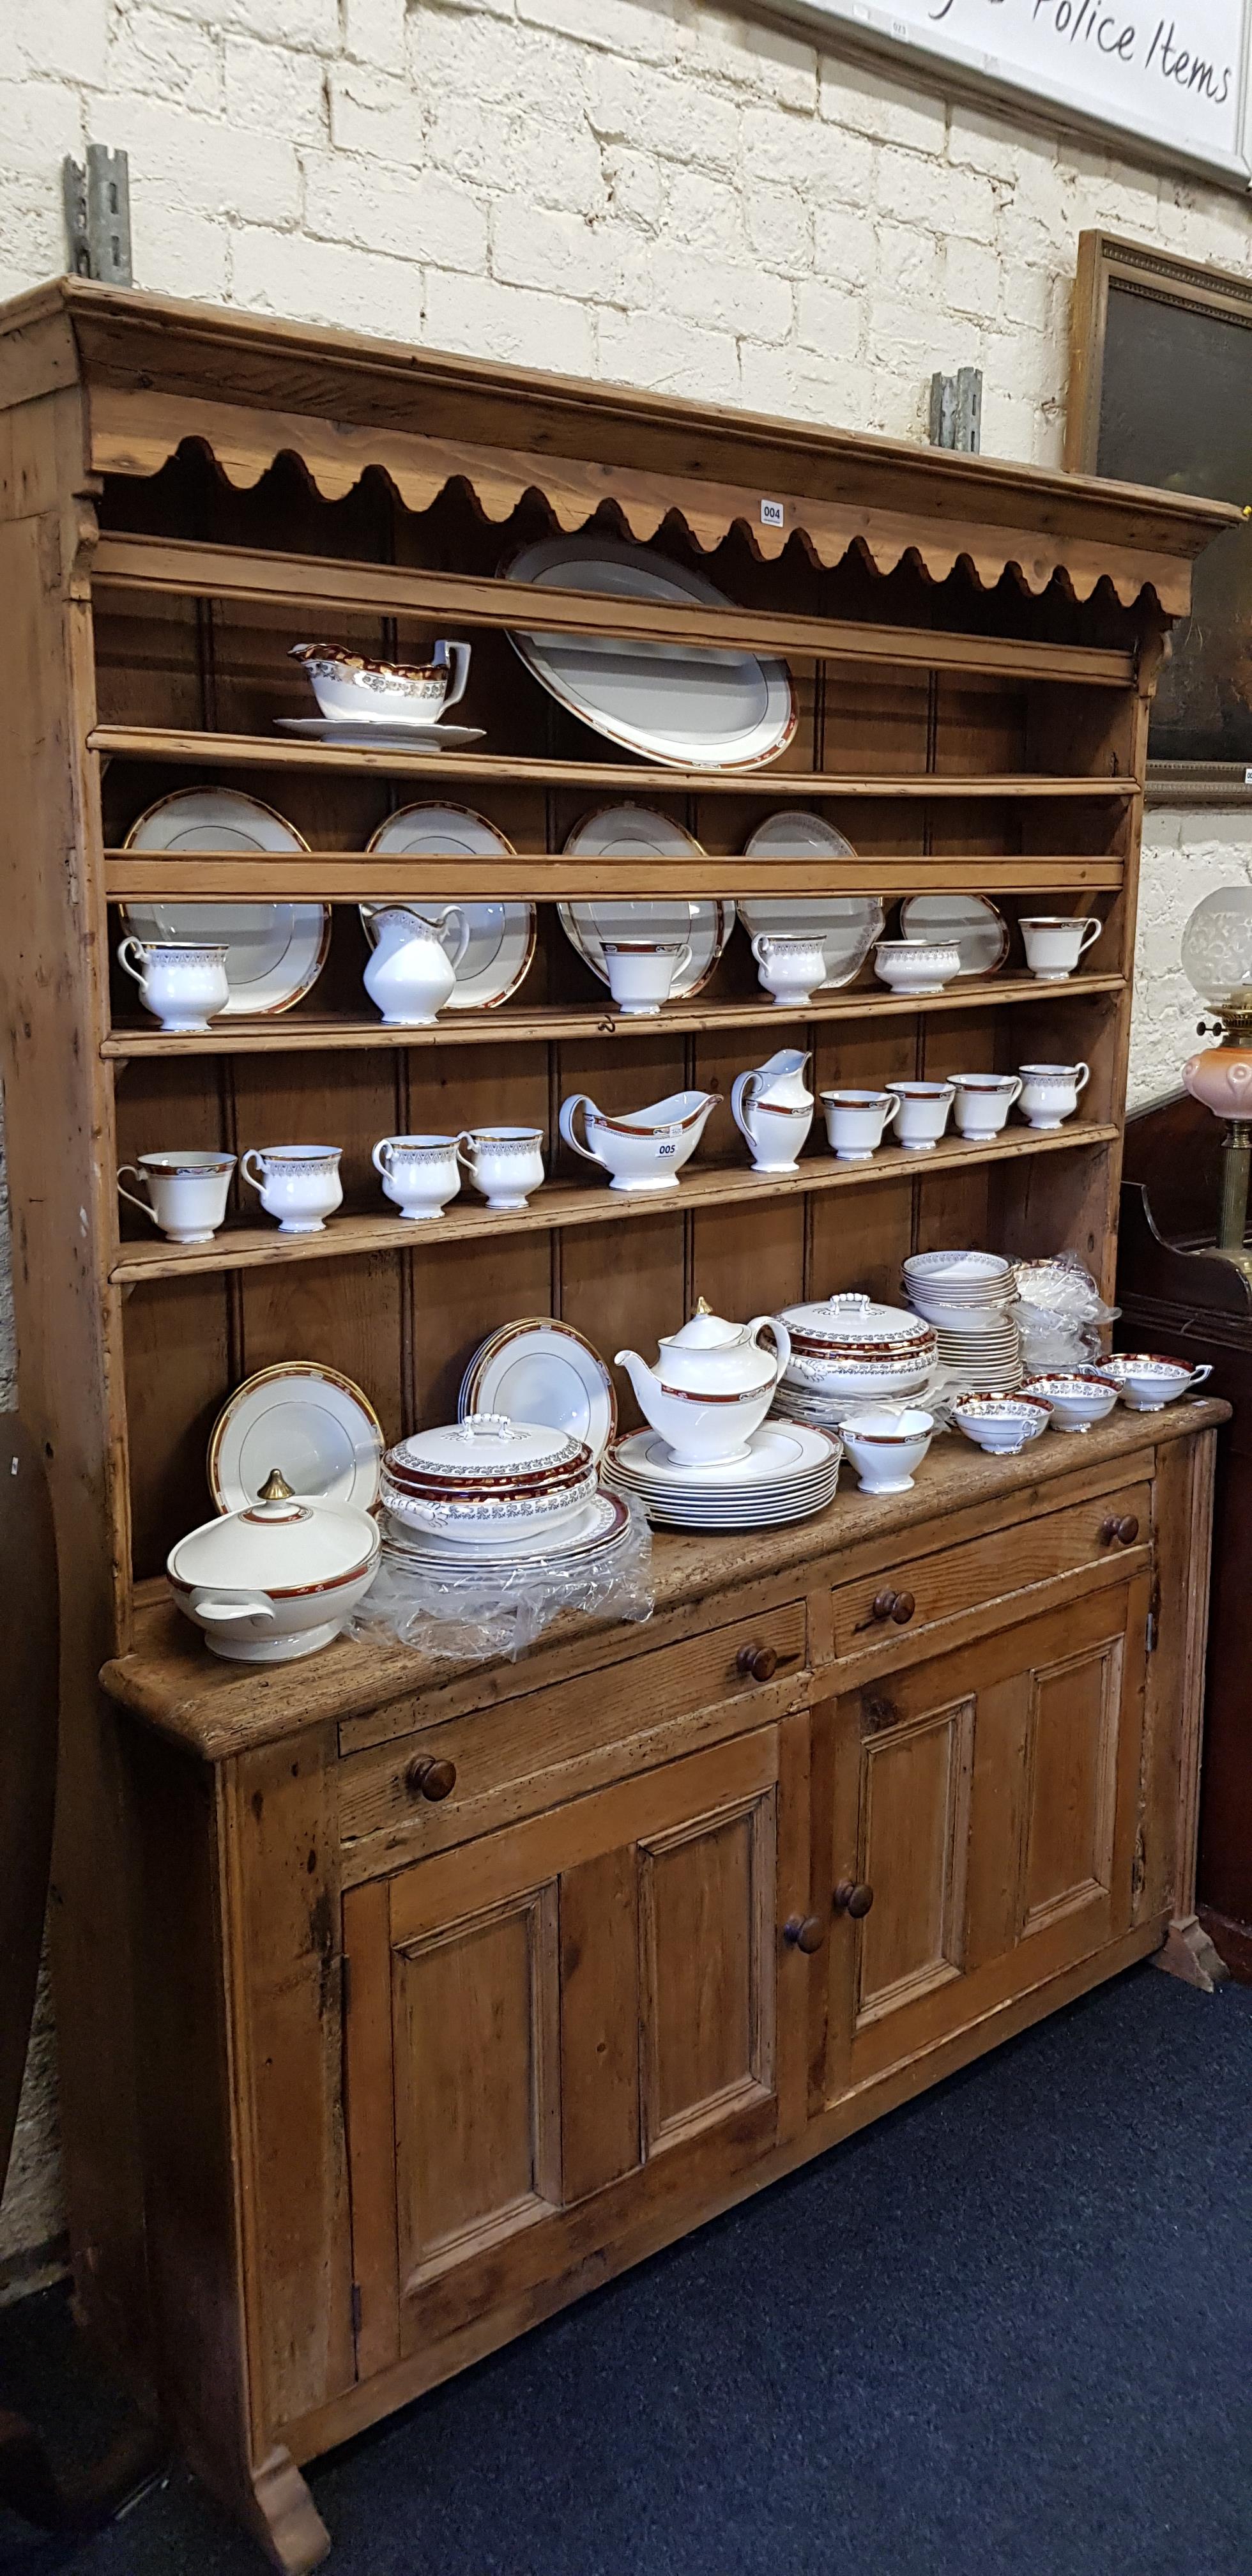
342;1721;811;2380
820;1578;1149;2103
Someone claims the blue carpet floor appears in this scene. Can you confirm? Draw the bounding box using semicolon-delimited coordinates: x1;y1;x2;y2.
1;1962;1249;2576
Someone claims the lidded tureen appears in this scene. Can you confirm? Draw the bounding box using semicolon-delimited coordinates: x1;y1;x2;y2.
615;1300;791;1468
167;1467;380;1662
775;1292;936;1399
379;1412;597;1544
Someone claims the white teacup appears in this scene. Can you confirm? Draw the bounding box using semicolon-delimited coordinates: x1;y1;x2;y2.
1018;1061;1090;1130
887;1080;955;1152
1103;1353;1214;1411
751;934;827;1006
456;1126;545;1212
117;1150;236;1245
116;936;229;1033
874;940;961;997
602;939;691;1018
241;1144;343;1233
373;1133;461;1222
821;1089;901;1163
951;1073;1023;1140
841;1407;935;1494
1020;917;1103;981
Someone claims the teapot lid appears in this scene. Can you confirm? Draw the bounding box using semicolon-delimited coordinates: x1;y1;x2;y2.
167;1468;379;1593
660;1298;745;1352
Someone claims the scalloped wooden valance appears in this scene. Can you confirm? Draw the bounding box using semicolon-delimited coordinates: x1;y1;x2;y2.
86;381;1193;615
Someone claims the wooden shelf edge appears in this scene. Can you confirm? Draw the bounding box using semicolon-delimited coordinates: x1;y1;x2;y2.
103;855;1127;900
110;1121;1120;1285
102;974;1127;1060
88;726;1138;799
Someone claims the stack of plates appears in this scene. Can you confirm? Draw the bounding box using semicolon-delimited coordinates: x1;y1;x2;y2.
604;1422;841;1530
380;1487;632;1576
901;1250;1022;1395
772;1365;945;1433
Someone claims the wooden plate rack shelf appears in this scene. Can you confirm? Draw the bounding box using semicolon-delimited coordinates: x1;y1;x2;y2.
0;281;1235;2573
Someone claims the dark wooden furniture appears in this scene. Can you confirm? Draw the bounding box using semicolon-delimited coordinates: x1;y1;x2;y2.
0;278;1234;2569
1120;1091;1252;1979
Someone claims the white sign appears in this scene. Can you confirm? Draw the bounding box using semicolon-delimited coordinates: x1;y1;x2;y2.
777;0;1252;183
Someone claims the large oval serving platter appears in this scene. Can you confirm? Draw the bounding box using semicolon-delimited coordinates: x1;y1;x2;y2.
122;788;328;1016
503;534;796;772
362;806;535;1009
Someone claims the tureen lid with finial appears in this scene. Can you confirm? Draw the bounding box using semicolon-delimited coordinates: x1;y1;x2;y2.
167;1468;379;1594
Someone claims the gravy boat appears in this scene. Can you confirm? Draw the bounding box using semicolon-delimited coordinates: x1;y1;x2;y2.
559;1089;719;1193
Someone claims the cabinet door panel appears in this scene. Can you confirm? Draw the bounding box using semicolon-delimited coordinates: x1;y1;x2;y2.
345;1726;807;2373
825;1578;1147;2102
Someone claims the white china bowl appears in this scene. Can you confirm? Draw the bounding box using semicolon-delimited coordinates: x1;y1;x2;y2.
953;1392;1051;1455
841;1407;935;1494
1102;1354;1213;1411
168;1487;380;1662
1019;1370;1117;1432
874;939;961;997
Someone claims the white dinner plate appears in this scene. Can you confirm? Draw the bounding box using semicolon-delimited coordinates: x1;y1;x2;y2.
504;533;796;771
560;807;733;999
607;1420;839;1492
381;1489;628;1567
899;893;1009;977
209;1364;383;1514
361;806;535;1011
739;818;883;988
275;717;486;749
122;789;328;1016
460;1320;616;1462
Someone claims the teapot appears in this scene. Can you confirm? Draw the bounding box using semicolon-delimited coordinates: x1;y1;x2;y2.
363;905;471;1027
731;1048;813;1174
615;1299;792;1466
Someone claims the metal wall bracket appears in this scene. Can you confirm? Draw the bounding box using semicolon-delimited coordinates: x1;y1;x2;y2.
929;366;983;454
63;147;133;288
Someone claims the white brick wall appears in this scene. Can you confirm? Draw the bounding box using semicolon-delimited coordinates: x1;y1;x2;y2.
0;0;1248;2289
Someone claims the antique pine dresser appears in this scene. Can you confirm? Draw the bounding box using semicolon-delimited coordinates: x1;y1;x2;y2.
0;279;1234;2569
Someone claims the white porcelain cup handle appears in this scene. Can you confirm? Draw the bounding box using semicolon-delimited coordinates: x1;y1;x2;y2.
749;1314;791;1381
116;936;147;985
1073;1062;1090;1094
938;1084;957;1105
1077;918;1102;956
240;1149;266;1194
558;1094;605;1167
454;1130;479;1174
731;1071;762;1141
116;1166;159;1226
441;906;472;974
372;1138;395;1175
750;935;769;968
439;641;471;711
1186;1363;1213;1390
1003;1076;1023;1107
670;941;693;989
880;1094;901;1128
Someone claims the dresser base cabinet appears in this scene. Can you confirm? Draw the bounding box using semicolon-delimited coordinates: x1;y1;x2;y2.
107;1409;1221;2572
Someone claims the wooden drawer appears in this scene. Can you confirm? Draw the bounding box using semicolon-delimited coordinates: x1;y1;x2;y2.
828;1480;1150;1662
338;1597;807;1877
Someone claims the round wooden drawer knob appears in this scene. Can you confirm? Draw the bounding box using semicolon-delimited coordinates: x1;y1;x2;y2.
405;1755;457;1802
737;1642;779;1683
783;1913;825;1953
871;1587;915;1625
833;1879;874;1919
1100;1514;1140;1547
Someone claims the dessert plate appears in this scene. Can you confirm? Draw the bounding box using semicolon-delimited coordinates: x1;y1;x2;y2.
739;817;883;987
460;1320;616;1462
276;717;486;749
209;1364;383;1514
899;893;1009;977
504;533;796;771
122;790;328;1016
362;806;535;1009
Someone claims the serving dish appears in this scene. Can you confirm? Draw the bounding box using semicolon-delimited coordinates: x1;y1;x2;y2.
559;1089;719;1193
121;791;328;1016
208;1364;384;1515
380;1413;597;1544
167;1468;380;1662
504;533;796;770
289;637;471;724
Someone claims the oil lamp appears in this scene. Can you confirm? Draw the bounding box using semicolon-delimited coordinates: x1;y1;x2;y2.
1181;885;1252;1264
